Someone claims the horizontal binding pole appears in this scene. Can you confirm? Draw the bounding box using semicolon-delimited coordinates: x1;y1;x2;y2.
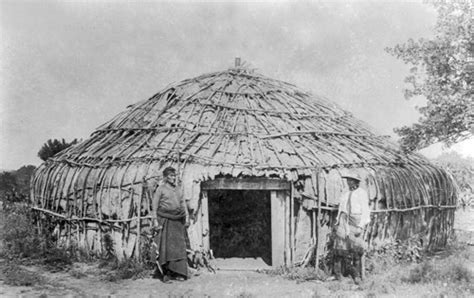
300;194;457;213
31;206;154;223
370;204;458;213
201;177;290;190
304;205;457;212
260;130;371;139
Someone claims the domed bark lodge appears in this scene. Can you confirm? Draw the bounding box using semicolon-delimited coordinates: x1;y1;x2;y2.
31;65;458;267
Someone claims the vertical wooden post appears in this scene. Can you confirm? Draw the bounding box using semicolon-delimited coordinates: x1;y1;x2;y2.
201;191;210;251
284;191;290;265
312;211;316;245
312;171;321;269
73;171;79;247
361;253;366;279
97;185;102;255
290;184;295;265
136;181;144;260
67;222;71;248
271;190;285;267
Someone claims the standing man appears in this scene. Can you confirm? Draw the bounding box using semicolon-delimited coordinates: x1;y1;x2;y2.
333;172;370;285
151;166;189;282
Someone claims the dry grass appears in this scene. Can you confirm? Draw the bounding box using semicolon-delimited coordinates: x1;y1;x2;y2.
99;257;152;282
260;265;328;282
262;237;473;297
361;240;474;297
403;257;472;284
0;261;43;286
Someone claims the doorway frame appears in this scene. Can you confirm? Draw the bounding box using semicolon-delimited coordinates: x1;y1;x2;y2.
201;177;293;266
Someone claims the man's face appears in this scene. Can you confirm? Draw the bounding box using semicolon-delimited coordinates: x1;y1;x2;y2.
165;173;177;185
347;178;359;189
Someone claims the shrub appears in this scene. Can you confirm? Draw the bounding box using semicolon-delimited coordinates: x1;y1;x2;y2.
42;246;73;270
403;261;433;283
1;203;73;270
2;203;43;259
69;269;87;279
403;258;472;284
1;261;43;286
445;261;472;283
102;257;151;282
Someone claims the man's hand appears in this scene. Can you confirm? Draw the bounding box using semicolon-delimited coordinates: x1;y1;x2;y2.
151;223;163;234
353;227;363;237
188;209;196;222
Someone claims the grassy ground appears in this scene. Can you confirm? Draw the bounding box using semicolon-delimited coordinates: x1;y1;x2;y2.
1;207;473;297
1;242;472;297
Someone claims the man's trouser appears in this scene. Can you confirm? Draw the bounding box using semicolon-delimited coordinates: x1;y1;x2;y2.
334;249;362;279
333;225;365;279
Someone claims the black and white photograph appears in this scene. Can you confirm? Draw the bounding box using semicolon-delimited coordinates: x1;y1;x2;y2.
0;0;473;296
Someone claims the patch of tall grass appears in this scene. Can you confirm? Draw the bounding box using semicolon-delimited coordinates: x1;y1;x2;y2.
100;257;151;282
403;258;472;284
1;261;44;286
1;203;72;268
260;265;328;282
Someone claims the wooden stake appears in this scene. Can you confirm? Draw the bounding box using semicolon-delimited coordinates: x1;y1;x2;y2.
284;190;290;266
136;181;144;260
308;170;322;268
290;184;294;265
201;190;210;251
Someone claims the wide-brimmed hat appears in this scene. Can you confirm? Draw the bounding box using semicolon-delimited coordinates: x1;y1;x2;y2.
341;172;361;182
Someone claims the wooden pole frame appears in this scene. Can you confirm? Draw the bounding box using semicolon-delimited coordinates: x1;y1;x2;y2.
28;64;460;263
313;171;321;269
290;184;295;265
201;190;210;252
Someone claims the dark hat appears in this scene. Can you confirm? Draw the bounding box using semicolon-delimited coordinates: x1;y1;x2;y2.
162;167;176;176
341;172;361;182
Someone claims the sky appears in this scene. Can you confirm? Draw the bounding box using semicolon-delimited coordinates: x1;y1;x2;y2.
1;0;472;170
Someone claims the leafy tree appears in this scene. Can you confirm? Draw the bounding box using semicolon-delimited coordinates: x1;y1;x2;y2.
14;165;36;195
432;151;474;207
38;138;78;161
386;1;473;152
0;171;18;200
0;165;36;204
434;152;474;190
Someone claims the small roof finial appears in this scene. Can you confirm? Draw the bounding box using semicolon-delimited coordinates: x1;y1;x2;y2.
235;57;241;67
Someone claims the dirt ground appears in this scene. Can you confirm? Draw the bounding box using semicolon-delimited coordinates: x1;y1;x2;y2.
1;209;473;297
0;252;473;298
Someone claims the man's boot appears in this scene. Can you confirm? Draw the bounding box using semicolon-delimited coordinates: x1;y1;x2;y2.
334;257;343;280
352;254;362;285
152;265;161;279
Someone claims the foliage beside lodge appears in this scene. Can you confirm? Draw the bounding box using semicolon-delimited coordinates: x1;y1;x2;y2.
433;152;474;208
386;1;473;152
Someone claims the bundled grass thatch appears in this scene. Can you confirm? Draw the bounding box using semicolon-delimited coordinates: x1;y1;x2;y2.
31;66;457;264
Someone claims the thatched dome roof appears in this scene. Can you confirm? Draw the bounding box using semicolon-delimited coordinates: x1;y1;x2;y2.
46;67;427;180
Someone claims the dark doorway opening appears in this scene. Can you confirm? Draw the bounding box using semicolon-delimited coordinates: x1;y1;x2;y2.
208;190;272;265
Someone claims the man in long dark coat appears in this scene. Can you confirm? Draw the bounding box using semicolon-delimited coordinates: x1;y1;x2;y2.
151;167;188;282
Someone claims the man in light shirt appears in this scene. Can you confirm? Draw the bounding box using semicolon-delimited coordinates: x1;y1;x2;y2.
333;172;370;285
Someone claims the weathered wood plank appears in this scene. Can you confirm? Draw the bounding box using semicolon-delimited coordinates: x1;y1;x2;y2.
201;178;290;190
201;191;210;251
271;190;286;267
